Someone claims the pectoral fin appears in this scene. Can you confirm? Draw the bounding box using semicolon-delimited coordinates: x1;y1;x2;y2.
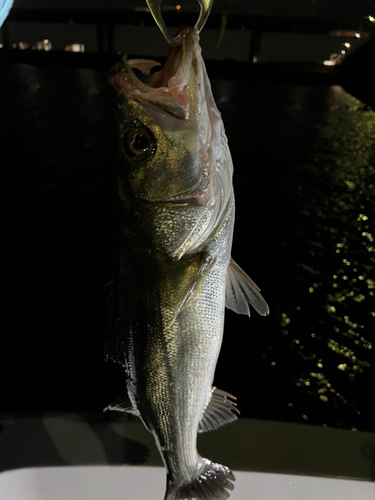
225;258;269;316
168;252;215;328
198;387;239;433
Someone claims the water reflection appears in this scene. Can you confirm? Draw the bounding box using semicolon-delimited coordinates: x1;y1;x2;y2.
275;86;374;430
1;63;373;431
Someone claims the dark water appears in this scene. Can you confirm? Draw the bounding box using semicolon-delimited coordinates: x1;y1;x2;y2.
1;63;374;432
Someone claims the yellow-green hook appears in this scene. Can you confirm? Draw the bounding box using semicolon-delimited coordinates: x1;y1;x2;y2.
145;0;214;46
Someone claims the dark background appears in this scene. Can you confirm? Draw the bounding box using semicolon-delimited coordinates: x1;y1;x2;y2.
8;0;375;17
1;1;374;432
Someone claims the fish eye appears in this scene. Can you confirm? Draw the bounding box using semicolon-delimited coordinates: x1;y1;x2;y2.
124;127;155;160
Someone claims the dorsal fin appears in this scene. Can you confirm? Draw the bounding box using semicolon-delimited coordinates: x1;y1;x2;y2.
198;388;239;433
104;278;126;367
225;258;269;316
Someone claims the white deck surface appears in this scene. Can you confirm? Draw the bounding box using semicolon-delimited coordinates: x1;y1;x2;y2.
1;465;374;500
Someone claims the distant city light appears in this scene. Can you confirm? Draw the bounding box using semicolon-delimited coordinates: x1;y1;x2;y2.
36;39;52;51
355;33;361;38
369;15;375;23
323;50;347;66
343;42;351;48
64;43;85;53
18;42;29;50
176;4;181;10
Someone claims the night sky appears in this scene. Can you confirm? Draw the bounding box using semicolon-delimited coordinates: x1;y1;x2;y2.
5;0;375;63
12;0;375;20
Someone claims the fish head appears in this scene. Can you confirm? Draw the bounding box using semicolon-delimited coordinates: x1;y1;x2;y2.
109;26;233;259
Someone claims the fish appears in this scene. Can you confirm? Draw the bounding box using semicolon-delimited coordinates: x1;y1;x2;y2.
105;25;269;500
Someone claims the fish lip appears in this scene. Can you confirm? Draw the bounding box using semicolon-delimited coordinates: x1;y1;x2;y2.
108;26;198;119
165;190;208;206
137;187;208;207
141;195;205;208
149;25;196;89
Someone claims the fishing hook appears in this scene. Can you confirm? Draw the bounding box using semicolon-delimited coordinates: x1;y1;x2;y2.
145;0;214;46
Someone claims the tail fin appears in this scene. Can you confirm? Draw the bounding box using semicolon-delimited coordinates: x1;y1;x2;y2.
164;458;235;500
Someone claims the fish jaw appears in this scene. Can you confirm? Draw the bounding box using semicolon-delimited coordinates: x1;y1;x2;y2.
109;26;197;121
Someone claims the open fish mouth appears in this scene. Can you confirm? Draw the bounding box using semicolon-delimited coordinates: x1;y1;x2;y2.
109;26;198;120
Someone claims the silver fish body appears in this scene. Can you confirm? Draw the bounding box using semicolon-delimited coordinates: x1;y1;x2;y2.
106;26;268;500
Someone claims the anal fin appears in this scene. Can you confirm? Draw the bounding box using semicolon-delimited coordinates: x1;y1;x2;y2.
103;388;139;416
198;387;239;433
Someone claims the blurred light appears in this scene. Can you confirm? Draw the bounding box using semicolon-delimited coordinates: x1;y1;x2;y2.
344;42;351;48
369;15;375;22
65;43;85;53
18;42;29;50
358;213;369;221
355;33;361;38
331;30;369;37
324;51;347;66
353;294;365;303
280;313;291;327
36;39;52;51
176;4;181;10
